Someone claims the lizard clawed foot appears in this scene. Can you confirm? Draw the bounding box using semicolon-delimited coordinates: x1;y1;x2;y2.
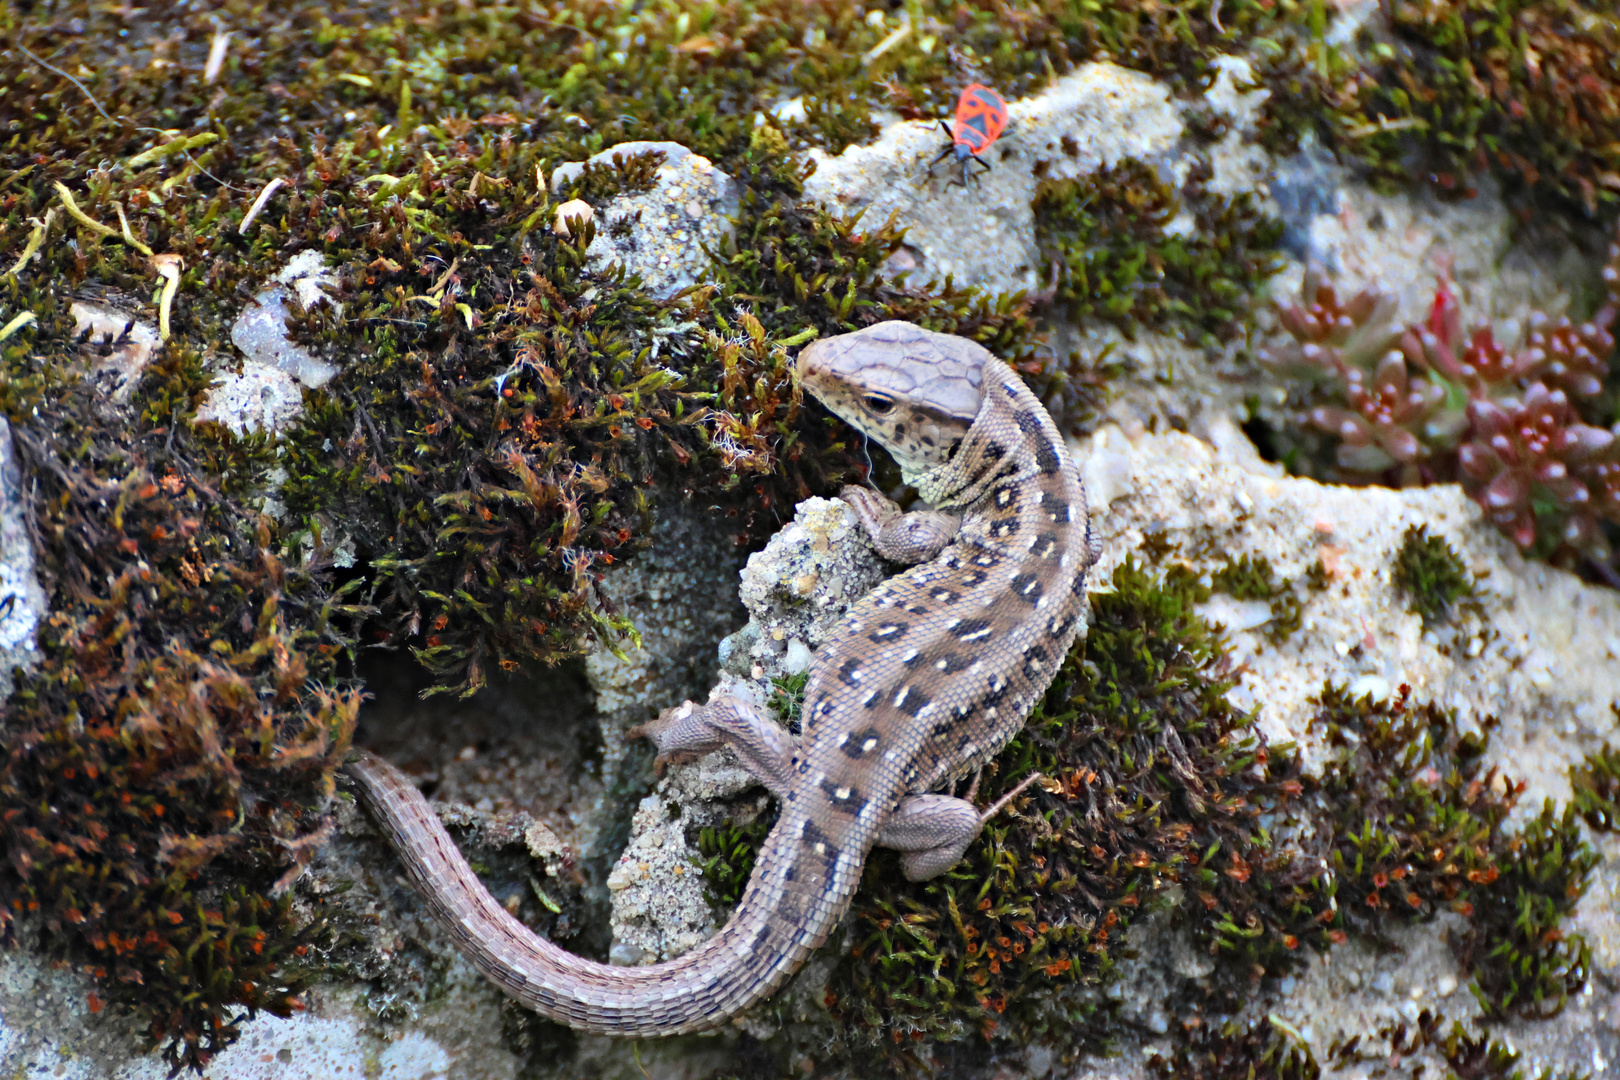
628;700;711;773
976;772;1043;826
837;485;961;565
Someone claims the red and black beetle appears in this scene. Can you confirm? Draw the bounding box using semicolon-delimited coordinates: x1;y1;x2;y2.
930;84;1008;187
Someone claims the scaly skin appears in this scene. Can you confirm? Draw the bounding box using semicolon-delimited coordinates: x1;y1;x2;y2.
345;320;1098;1034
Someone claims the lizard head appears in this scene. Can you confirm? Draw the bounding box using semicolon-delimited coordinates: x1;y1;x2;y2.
796;321;988;484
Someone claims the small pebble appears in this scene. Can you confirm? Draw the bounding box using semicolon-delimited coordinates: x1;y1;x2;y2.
1347;674;1391;702
552;198;594;237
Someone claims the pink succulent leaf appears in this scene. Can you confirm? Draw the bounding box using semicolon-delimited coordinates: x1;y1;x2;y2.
1278;306;1315;342
1310;406;1372;444
1534;460;1569;485
1506;509;1537;550
1374;351;1409;397
1344;287;1383;326
1483;469;1529;511
1400;328;1431;373
1377;426;1423;463
1467;399;1509;436
1542;476;1590;507
1522;382;1554;411
1562;513;1598;550
1424;407;1470;445
1457;442;1499;480
1557;424;1616;461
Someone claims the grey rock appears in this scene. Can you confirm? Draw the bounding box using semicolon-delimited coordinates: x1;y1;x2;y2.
551;141;740;301
0;418;43;701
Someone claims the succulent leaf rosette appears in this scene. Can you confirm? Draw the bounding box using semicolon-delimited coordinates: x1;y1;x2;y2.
1261;243;1620;564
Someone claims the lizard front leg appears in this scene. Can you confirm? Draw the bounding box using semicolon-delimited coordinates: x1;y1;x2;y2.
632;689;797;799
839;485;961;565
876;775;1044;881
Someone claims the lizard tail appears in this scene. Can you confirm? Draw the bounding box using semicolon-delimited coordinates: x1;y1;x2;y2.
345;749;821;1034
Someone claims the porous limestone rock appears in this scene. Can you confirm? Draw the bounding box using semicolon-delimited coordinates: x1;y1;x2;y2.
198;250;344;436
1078;422;1620;804
0;418;42;700
802;62;1185;296
550;141;740;301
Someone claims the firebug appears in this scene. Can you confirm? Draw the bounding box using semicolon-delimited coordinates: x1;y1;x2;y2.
931;84;1008;187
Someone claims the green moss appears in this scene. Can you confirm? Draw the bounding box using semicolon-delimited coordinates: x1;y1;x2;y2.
695;813;776;913
1031;160;1286;345
1149;1017;1319;1080
0;354;359;1071
1306;687;1596;1021
1570;735;1620;833
1392;525;1475;628
1337;0;1620;216
1209;554;1305;643
768;672;808;729
1325;1010;1582;1080
1466;799;1594;1021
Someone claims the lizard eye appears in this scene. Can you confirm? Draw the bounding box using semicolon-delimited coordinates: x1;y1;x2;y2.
862;394;896;415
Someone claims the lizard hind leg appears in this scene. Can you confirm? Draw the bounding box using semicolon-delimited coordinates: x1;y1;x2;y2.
630;689;798;800
873;793;984;881
877;773;1046;881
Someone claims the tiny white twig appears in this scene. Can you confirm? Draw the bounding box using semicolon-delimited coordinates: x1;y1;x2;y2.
205;29;231;85
239;176;287;234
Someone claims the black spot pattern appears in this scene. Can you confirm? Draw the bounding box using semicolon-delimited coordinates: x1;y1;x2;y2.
801;820;841;871
820;777;869;816
869;623;907;642
891;683;932;717
1015;411;1062;474
933;652;973;673
990;518;1019;538
930;588;961;604
983;675;1012;708
837;657;864;687
1011;573;1043;603
1022;643;1049;680
1031;531;1059;557
951;618;993;642
840;726;881;758
1046;498;1070;524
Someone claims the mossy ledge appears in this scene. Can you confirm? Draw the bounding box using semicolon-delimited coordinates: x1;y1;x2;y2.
683;559;1600;1074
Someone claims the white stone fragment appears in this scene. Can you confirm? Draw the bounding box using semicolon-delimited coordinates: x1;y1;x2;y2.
69;300;160;402
802;62;1184;295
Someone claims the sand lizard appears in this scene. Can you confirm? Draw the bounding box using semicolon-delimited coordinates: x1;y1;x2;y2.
346;320;1099;1034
